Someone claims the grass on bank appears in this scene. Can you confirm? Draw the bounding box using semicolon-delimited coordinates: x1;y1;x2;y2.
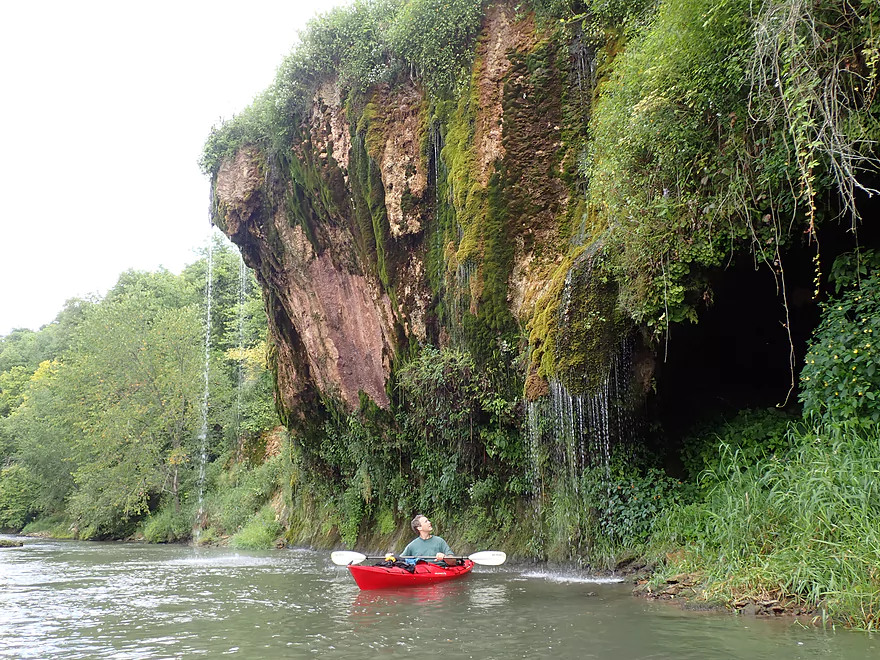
230;504;283;549
652;419;880;630
20;515;76;539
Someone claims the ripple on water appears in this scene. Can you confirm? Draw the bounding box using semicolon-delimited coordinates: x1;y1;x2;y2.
164;554;280;568
520;570;625;584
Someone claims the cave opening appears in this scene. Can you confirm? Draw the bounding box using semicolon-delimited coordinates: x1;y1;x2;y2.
650;178;880;458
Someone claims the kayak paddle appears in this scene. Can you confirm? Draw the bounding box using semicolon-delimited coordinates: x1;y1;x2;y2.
331;550;506;566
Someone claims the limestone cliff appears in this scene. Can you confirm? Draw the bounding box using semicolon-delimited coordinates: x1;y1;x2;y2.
209;3;602;428
205;0;878;449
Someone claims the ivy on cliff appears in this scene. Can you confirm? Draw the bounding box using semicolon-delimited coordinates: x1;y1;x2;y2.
586;0;879;333
800;250;880;424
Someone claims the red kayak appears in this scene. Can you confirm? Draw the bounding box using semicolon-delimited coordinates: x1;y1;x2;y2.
348;560;474;590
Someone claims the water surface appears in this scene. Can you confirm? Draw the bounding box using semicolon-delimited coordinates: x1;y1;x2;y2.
0;536;875;659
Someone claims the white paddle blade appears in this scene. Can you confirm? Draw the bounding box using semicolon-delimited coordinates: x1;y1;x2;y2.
468;551;507;566
331;551;367;566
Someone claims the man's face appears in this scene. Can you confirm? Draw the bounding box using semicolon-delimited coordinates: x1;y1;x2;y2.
417;517;432;534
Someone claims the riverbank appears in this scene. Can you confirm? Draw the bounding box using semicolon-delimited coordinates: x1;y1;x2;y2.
630;569;822;622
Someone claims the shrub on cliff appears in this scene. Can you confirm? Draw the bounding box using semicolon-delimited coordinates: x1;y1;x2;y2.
201;0;486;175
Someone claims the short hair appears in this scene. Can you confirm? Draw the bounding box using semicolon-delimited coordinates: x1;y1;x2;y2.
411;514;425;533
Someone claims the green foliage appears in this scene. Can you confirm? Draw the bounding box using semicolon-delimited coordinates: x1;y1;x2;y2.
748;0;880;227
397;346;484;443
230;504;283;549
202;454;284;536
0;236;279;540
300;0;402;92
200;98;275;177
0;300;90;373
586;0;878;331
598;466;682;547
655;420;880;629
390;0;484;96
375;506;397;535
800;268;880;424
338;484;367;547
61;286;204;536
20;515;75;539
397;346;523;509
828;248;880;294
6;360;78;515
0;465;39;529
183;237;279;451
540;442;684;566
679;408;797;483
0;366;30;417
282;344;525;548
587;0;754;329
142;504;195;543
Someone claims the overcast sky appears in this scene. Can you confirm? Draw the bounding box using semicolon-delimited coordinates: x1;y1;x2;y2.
0;0;346;336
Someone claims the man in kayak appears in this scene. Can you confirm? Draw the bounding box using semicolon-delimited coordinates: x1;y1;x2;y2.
400;515;454;565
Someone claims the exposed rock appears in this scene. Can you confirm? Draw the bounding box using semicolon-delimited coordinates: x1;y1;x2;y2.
215;147;264;238
209;6;588;420
0;538;23;547
273;222;395;409
367;83;428;238
635;572;815;621
215;145;397;413
473;4;536;187
311;79;351;176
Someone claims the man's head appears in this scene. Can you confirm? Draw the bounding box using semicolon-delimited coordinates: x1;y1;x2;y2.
411;514;432;536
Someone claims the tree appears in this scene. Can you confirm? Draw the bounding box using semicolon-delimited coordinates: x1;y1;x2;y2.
59;274;205;535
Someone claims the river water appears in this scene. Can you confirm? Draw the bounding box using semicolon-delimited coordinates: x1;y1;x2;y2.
0;536;876;659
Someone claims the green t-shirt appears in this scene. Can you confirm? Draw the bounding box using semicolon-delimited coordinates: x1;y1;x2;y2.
400;535;452;561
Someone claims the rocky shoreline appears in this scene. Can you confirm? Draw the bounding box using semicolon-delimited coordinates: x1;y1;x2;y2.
631;571;816;620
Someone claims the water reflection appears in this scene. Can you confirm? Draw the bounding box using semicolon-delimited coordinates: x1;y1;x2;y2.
469;583;509;608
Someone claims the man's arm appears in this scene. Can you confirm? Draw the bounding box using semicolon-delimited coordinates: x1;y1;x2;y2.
436;538;453;563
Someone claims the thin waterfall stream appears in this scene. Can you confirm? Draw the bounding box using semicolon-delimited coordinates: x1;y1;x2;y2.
527;244;638;554
235;251;247;440
193;232;214;540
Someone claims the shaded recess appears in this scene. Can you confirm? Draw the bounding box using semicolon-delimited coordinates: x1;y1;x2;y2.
653;179;880;444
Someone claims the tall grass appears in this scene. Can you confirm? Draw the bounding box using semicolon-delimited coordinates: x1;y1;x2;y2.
654;420;880;629
230;504;282;549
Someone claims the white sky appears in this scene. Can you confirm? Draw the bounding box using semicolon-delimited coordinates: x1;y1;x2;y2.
0;0;347;336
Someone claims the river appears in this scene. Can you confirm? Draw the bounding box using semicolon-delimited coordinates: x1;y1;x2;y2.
0;536;876;659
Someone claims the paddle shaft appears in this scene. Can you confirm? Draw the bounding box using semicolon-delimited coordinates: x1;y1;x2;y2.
330;549;506;566
358;555;466;560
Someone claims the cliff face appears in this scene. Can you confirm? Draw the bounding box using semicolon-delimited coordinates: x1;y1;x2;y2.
210;4;596;425
215;147;398;414
206;0;877;445
202;0;880;560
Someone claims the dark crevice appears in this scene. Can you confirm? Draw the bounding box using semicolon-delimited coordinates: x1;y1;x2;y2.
652;178;880;445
